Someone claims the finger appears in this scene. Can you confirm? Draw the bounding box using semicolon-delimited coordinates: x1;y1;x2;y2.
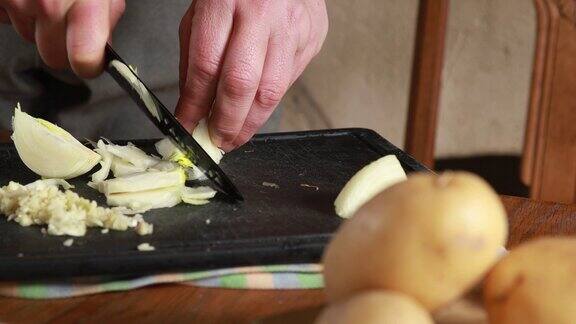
228;33;296;150
175;1;234;131
178;4;193;94
33;0;77;68
210;12;270;148
109;0;125;31
5;9;34;41
66;0;111;78
0;8;9;24
35;12;70;69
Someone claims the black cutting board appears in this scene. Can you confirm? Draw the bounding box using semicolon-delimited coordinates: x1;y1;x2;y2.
0;128;426;279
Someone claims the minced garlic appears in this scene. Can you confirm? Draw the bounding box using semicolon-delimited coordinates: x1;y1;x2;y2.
137;243;155;251
0;179;153;237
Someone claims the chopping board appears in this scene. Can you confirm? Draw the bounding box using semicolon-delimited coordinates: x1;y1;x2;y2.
0;128;427;279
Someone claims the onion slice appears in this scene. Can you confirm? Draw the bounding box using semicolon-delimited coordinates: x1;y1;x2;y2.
12;105;101;179
106;185;183;210
98;168;186;195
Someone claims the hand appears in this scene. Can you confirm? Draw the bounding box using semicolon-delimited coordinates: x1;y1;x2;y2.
176;0;328;151
0;0;125;78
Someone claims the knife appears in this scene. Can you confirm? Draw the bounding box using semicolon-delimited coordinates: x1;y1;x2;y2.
103;44;243;202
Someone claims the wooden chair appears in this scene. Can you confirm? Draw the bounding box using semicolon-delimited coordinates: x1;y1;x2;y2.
405;0;576;203
521;0;576;203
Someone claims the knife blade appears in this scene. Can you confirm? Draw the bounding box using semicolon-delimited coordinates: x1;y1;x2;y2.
103;44;243;202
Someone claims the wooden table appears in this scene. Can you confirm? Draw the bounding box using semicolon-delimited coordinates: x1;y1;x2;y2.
1;196;575;324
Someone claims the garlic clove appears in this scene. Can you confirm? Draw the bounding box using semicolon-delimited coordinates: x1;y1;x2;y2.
334;155;407;219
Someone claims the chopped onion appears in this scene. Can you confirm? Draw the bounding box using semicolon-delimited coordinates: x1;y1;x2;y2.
182;186;217;200
110;157;147;177
98;168;186;195
107;185;183;210
181;198;210;205
91;140;113;184
149;160;179;172
105;142;160;169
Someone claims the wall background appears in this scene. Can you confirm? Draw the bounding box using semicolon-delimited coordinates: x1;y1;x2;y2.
280;0;536;158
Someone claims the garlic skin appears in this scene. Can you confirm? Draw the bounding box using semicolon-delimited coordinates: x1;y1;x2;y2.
12;106;101;179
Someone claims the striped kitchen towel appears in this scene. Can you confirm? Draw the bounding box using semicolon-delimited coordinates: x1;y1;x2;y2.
0;264;324;299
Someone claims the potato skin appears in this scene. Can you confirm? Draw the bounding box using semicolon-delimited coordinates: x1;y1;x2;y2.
323;172;508;310
315;290;432;324
484;237;576;324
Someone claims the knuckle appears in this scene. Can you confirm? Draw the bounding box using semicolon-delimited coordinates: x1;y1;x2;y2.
221;69;258;99
190;55;220;84
248;0;272;16
287;2;306;26
255;85;283;109
216;125;238;142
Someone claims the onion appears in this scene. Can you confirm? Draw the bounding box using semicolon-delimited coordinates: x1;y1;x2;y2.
12;105;101;179
110;157;147;177
106;185;183;210
98;168;186;195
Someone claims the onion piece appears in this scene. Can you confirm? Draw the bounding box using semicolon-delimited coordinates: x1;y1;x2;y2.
98;168;186;195
181;198;210;205
106;185;183;210
110;157;147;177
90;140;113;183
182;186;217;200
149;160;179;172
105;142;160;169
12;105;101;179
334;155;407;218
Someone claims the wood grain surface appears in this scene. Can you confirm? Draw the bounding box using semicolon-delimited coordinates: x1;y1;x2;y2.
522;0;576;203
0;195;575;324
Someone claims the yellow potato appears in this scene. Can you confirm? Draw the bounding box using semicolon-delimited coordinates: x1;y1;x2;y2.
484;237;576;324
323;172;508;310
315;290;432;324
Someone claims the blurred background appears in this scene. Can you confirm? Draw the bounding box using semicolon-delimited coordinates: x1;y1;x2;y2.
280;0;535;197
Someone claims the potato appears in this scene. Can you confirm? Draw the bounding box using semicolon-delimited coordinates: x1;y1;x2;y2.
484;237;576;324
323;172;508;310
315;290;432;324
